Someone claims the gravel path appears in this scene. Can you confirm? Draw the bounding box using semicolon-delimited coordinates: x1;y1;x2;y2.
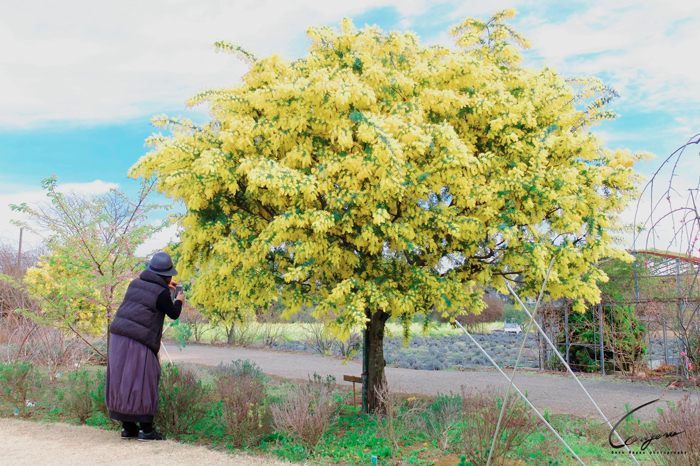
0;418;293;466
165;342;697;422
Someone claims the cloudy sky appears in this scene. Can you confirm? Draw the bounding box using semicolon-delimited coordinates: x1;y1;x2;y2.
1;0;699;254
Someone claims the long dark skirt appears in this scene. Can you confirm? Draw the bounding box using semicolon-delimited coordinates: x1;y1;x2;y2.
105;333;161;423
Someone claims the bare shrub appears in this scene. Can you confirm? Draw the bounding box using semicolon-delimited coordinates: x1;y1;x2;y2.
179;305;210;343
458;386;541;466
31;327;90;379
260;323;288;347
651;395;700;466
0;239;41;317
225;321;262;346
0;286;103;372
374;384;428;462
425;392;462;450
271;378;337;447
300;322;334;354
155;364;209;437
334;332;362;358
214;372;273;447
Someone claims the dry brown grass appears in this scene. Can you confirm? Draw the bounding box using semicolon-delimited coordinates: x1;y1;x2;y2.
214;372;273;447
651;395;700;466
271;379;337;447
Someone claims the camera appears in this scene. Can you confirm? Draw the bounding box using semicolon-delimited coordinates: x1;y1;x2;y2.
171;284;183;302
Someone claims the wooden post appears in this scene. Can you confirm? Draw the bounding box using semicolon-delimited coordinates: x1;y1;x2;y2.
344;375;362;407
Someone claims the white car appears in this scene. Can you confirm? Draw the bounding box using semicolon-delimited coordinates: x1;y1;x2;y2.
503;322;523;334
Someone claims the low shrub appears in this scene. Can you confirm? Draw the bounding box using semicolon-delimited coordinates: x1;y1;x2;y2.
85;368;117;428
425;392;462;450
60;370;95;424
214;359;265;381
271;376;337;447
458;386;542;466
179;305;211;344
214;371;273;447
373;385;427;462
155;363;209;437
259;323;288;348
333;333;362;358
652;395;700;466
0;360;36;416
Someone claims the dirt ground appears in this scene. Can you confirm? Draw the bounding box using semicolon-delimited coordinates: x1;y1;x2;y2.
0;418;293;466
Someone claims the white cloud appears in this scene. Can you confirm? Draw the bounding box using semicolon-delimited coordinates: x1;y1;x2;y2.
522;1;700;111
0;179;118;249
136;223;180;258
0;0;447;127
4;1;695;127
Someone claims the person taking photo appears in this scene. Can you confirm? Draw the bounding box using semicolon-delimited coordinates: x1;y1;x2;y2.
105;251;184;441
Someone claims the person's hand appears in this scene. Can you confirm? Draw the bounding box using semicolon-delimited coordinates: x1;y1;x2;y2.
176;291;185;304
168;280;180;290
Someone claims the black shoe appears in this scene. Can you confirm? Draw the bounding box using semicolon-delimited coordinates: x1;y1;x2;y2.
138;430;166;441
121;429;139;440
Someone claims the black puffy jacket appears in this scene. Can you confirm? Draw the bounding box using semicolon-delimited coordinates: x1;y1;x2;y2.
110;269;181;354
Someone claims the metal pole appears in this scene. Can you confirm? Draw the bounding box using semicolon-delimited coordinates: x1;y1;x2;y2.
648;317;652;369
662;316;668;365
593;306;598;367
565;301;570;365
676;258;687;377
599;303;605;376
633;251;640;300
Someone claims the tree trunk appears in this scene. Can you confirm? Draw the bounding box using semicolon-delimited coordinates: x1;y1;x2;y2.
227;321;235;345
362;309;390;413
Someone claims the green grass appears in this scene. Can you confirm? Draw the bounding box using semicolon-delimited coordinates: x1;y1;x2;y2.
165;321;512;347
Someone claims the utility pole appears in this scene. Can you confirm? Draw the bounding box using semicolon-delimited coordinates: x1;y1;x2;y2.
17;227;25;313
17;227;23;271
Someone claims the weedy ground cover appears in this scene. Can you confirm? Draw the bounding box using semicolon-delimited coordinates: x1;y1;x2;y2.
0;359;694;465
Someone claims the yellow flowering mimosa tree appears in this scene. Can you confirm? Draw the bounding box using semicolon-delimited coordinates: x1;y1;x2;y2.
130;10;646;410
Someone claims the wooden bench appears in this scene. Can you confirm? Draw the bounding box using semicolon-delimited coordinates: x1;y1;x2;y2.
343;375;362;405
